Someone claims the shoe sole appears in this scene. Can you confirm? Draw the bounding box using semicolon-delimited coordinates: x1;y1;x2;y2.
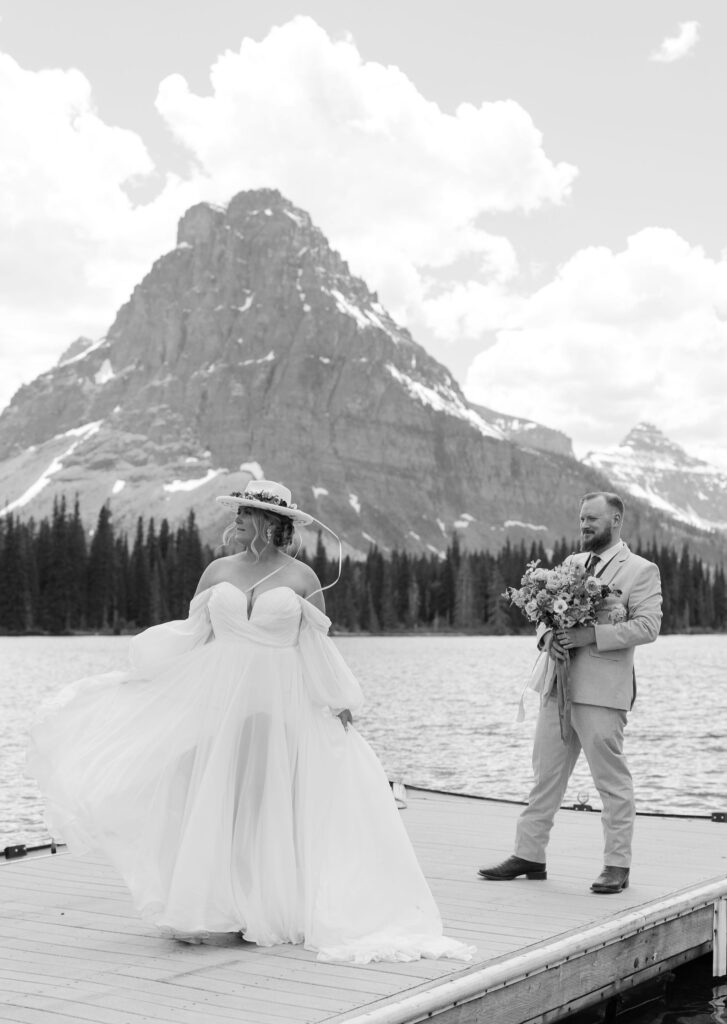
591;879;629;893
478;870;547;880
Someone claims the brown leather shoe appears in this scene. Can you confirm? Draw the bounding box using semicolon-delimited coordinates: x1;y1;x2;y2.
478;855;547;880
590;866;630;893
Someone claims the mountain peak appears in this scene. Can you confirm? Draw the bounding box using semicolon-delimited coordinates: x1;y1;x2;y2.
619;422;699;465
2;189;726;562
584;423;727;533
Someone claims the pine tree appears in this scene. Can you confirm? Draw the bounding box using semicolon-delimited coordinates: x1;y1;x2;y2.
115;535;130;630
311;531;328;587
34;516;53;631
485;565;511;635
454;555;477;629
363;546;385;630
129;517;150;626
86;504;117;630
174;510;205;615
713;565;726;630
67;497;88;629
0;515;33;632
43;496;73;632
379;560;399;630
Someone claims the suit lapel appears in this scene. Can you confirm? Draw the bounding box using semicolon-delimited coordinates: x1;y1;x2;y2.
597;543;630;587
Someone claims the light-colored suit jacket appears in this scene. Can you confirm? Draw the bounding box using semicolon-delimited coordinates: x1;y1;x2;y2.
539;544;662;711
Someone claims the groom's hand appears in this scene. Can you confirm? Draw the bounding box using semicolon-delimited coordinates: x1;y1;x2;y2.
544;632;567;661
556;626;596;650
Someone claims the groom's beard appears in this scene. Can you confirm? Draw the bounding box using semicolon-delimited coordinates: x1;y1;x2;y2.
580;525;614;552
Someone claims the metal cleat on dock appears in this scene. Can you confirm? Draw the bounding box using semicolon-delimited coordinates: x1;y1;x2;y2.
3;844;26;860
571;791;594;811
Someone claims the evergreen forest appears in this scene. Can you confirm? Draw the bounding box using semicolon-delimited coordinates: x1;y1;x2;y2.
0;497;725;635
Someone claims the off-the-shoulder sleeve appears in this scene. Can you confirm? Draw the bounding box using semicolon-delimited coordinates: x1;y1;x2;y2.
129;589;214;678
297;599;364;713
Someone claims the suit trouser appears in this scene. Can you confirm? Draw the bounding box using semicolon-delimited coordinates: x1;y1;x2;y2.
514;697;634;868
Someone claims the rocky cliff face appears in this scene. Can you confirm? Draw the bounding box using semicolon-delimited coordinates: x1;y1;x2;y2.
1;191;724;563
584;423;727;534
469;405;574;458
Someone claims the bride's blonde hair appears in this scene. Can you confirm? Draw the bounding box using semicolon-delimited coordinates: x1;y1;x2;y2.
222;509;297;561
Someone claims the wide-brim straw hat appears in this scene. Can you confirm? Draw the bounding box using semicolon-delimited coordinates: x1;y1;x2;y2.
215;480;313;526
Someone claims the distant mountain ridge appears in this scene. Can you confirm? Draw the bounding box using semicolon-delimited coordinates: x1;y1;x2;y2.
0;189;725;564
584;423;727;535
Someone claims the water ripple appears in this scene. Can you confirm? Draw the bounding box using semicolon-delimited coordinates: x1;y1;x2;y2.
1;633;724;847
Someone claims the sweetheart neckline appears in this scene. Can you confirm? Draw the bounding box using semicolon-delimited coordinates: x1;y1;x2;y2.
214;581;298;622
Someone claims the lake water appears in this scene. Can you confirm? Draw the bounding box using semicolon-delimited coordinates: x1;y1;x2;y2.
1;633;725;847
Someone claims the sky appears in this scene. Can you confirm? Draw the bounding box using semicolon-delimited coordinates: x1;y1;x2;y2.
1;0;726;467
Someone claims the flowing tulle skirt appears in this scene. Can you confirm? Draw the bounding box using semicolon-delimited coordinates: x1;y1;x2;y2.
27;632;473;963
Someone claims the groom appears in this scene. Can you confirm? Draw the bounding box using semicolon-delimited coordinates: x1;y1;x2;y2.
479;491;662;893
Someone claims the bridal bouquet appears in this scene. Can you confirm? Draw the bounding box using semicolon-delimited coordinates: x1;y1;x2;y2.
505;559;625;631
505;560;625;739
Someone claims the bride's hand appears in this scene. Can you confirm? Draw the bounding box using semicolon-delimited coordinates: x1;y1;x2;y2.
337;709;353;730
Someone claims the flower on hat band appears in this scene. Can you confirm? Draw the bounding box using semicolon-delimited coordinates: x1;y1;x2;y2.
229;490;298;510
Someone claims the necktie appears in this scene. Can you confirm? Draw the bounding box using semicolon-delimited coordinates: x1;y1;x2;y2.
586;554;600;575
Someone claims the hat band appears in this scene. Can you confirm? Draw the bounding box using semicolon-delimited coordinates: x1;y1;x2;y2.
230;490;298;511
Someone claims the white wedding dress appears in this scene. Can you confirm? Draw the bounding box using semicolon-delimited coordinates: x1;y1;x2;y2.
27;582;472;963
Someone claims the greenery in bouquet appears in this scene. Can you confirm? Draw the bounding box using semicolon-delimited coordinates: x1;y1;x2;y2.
504;560;626;630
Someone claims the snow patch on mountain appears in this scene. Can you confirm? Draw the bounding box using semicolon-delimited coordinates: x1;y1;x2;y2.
58;338;108;367
1;421;103;514
385;364;503;441
323;287;404;345
241;352;275;366
163;469;222;493
504;520;548;531
94;360;114;385
283;208;306;227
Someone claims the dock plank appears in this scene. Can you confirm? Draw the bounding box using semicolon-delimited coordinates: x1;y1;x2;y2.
2;790;726;1024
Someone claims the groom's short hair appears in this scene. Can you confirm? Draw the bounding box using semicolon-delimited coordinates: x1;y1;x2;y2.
580;491;625;518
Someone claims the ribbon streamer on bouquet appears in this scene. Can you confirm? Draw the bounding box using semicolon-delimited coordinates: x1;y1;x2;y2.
555;652;572;742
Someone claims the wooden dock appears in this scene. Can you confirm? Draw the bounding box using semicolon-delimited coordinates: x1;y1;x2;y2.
2;789;726;1024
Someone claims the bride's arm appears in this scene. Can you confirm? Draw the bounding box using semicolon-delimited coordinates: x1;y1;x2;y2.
294;562;326;612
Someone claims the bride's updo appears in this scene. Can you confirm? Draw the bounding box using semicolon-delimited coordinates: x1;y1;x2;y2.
222;509;296;559
215;480;310;559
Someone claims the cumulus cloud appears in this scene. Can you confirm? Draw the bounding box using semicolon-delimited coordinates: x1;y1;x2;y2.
0;52;209;410
650;21;700;63
464;229;727;468
0;18;577;413
0;17;577;414
155;16;576;322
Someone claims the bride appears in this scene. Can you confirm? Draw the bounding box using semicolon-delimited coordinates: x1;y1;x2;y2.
27;480;473;964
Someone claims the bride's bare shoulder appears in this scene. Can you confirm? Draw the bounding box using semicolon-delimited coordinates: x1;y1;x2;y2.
284;558;318;588
195;555;242;594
